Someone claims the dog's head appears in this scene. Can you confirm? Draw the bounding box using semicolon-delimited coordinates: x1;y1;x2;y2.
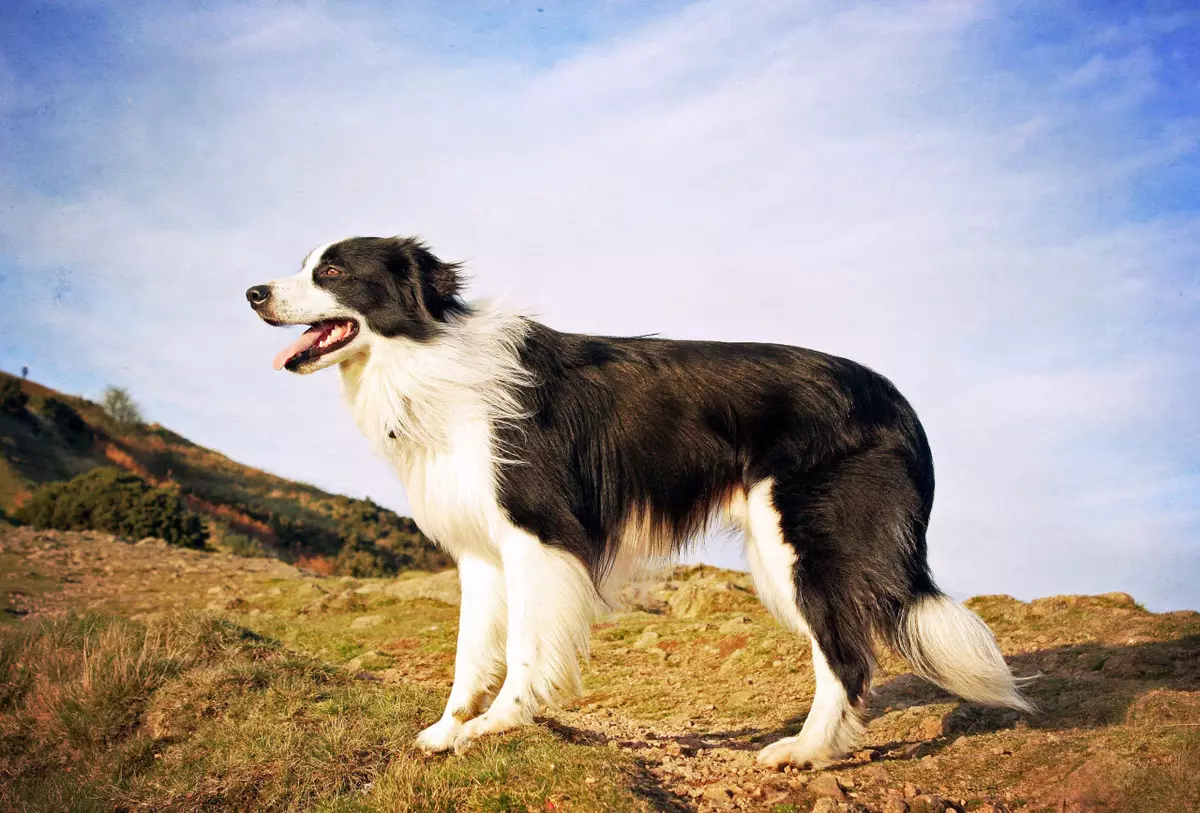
247;236;465;373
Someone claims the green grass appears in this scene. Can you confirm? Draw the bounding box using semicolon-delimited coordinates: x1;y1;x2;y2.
0;613;648;812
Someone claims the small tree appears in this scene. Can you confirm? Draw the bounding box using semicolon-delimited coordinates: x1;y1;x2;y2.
102;386;144;431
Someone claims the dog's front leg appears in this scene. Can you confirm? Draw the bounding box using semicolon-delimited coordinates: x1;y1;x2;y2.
416;554;507;752
451;526;596;751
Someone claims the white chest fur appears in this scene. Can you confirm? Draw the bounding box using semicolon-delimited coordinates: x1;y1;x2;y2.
386;419;503;560
335;307;531;562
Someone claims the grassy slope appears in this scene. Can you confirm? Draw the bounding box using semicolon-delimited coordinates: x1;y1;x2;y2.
0;369;449;570
3;526;1198;812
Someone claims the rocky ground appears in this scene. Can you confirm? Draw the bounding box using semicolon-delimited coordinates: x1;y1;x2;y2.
3;525;1198;812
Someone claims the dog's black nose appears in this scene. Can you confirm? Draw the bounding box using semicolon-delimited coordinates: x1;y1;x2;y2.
246;285;272;306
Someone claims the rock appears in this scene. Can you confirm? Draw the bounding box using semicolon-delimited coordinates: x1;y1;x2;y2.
901;741;937;759
344;650;380;671
907;795;947;813
350;614;385;630
883;799;909;813
700;784;734;804
634;629;661;648
858;763;888;783
810;799;839;813
353;582;383;594
206;585;225;595
719;615;753;632
916;716;945;740
904;783;921;798
383;570;460;604
806;774;845;800
668;584;714;618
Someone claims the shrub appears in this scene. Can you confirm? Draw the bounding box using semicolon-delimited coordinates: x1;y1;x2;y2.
223;532;267;558
14;468;206;548
333;538;402;578
35;396;90;441
0;377;28;416
101;385;144;431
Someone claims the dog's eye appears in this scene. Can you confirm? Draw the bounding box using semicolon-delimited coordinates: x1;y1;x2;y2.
317;265;342;278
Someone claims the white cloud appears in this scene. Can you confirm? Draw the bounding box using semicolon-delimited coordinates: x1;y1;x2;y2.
1;0;1197;608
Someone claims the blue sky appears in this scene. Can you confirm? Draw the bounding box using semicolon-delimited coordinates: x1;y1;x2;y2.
1;0;1197;609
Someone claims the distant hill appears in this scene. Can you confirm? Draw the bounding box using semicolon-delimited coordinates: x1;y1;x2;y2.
0;369;449;573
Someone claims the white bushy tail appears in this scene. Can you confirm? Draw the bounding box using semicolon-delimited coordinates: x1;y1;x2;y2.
896;594;1035;712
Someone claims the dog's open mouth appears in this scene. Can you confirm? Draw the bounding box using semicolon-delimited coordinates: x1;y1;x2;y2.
273;319;359;371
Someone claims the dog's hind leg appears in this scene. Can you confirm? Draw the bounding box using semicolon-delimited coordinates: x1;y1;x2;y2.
742;479;870;769
417;553;508;752
452;525;596;750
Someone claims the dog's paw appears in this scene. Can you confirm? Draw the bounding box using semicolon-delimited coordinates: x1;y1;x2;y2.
755;735;831;770
450;710;524;754
416;717;461;753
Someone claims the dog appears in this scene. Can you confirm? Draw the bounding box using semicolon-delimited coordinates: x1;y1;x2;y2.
246;235;1031;767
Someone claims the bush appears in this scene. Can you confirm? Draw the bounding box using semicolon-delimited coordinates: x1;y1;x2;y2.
101;386;144;431
14;468;207;548
333;538;402;578
224;532;267;558
0;377;28;415
35;396;90;441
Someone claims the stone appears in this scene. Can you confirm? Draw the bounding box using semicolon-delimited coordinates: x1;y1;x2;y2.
719;615;753;632
883;799;909;813
668;584;715;618
382;570;461;604
344;650;380;671
916;716;946;740
350;614;385;630
858;764;888;783
810;799;839;813
633;629;661;648
700;784;734;804
906;795;947;813
807;774;845;800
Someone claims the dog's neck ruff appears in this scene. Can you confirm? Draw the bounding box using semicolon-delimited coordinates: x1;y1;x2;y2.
338;303;533;458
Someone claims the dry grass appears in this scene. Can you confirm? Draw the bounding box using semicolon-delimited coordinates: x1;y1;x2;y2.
0;612;649;812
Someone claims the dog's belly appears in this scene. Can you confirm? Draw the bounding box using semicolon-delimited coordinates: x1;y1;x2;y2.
388;417;502;562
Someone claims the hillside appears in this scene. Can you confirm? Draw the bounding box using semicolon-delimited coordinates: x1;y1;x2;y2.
2;526;1197;812
0;369;449;573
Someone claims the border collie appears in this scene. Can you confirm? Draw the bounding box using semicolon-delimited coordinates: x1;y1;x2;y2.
246;236;1031;768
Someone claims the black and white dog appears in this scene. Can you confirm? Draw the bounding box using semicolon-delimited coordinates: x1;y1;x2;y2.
247;236;1030;768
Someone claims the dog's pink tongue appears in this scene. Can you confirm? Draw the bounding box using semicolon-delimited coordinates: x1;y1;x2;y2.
273;327;321;370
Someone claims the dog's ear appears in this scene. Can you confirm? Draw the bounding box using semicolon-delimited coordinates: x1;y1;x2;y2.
400;238;464;320
418;250;461;301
